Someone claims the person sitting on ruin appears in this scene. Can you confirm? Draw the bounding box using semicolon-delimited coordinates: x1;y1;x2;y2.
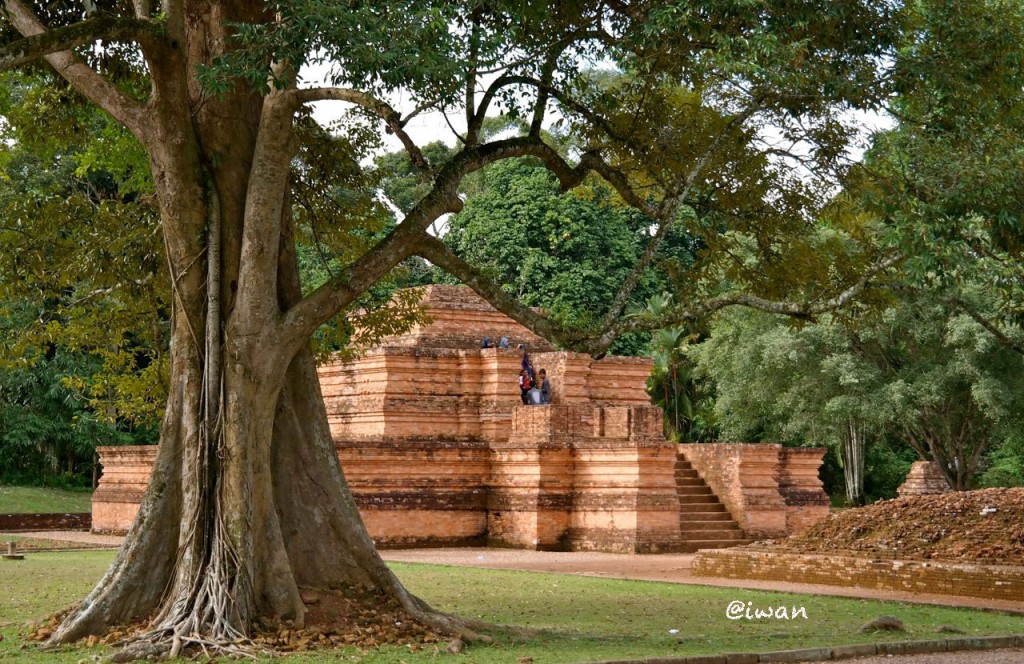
518;369;532;405
498;336;509;349
482;337;494;349
539;368;551;405
528;383;544;405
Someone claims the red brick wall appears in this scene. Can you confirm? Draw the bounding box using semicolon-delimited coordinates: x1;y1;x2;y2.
489;404;682;553
0;512;91;531
778;448;830;533
679;444;829;538
679;443;787;537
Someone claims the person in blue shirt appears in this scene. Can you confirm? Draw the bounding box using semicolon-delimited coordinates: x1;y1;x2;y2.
519;344;535;380
538;368;551;404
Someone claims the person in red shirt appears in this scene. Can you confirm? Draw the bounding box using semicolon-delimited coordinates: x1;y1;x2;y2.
518;369;532;405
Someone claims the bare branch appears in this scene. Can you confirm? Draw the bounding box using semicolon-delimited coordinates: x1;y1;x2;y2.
466;73;511;141
292;87;432;176
3;0;150;135
464;8;481;145
530;53;557;138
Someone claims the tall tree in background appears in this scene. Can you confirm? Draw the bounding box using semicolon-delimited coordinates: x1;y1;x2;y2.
692;287;1024;497
442;157;695;355
860;0;1024;352
1;0;901;654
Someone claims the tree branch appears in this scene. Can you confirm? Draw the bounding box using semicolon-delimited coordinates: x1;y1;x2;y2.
3;0;150;136
279;224;422;349
948;297;1024;357
292;87;432;176
131;0;151;20
0;13;156;70
279;134;593;343
232;87;297;330
530;53;557;138
596;102;762;332
415;234;589;350
603;253;904;354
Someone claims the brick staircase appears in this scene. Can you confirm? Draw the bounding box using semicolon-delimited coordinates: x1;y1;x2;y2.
675;455;753;553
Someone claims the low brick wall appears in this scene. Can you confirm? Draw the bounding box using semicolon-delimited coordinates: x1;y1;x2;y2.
693;548;1024;603
0;512;91;532
778;448;831;533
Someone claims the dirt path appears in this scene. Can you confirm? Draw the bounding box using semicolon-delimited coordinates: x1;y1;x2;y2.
11;530;124;547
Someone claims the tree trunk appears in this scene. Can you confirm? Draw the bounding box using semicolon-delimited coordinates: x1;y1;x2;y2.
38;3;478;652
50;156;450;656
842;419;865;506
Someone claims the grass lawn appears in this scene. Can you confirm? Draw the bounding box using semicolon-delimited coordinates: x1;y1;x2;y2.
0;486;93;514
0;551;1021;663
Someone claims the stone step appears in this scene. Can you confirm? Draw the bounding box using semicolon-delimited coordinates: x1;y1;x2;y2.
675;478;707;487
679;540;753;553
674;469;700;479
678;529;747;541
675;493;721;505
675;459;693;470
676;486;713;496
678;517;740;529
679;502;728;514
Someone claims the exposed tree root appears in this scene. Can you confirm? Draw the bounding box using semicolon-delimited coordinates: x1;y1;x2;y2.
29;586;499;661
401;601;497;645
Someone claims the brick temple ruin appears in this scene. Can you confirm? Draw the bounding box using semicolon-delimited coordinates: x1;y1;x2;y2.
93;285;829;553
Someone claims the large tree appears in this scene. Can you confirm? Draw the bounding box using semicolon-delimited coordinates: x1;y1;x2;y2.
0;0;901;655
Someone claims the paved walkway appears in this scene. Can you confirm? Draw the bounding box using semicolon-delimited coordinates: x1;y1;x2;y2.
12;534;1024;615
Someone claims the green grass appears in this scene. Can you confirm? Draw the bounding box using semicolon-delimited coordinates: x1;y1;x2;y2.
1;552;1021;663
0;486;93;514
